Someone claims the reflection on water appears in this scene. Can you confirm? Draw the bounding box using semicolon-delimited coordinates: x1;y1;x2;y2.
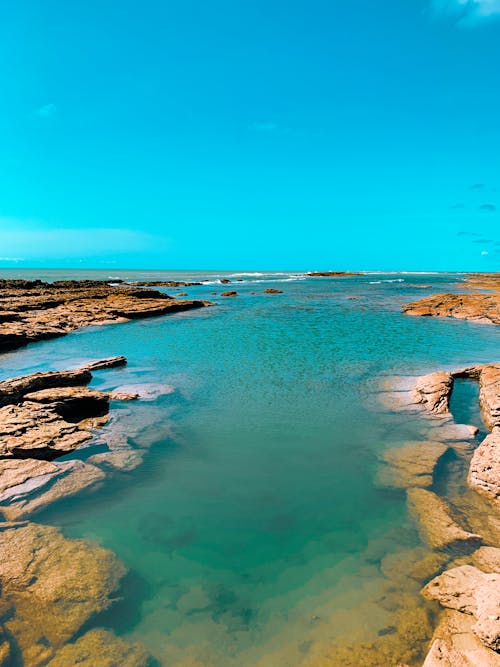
2;271;498;666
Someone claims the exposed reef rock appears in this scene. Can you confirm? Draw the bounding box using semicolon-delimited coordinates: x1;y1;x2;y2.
0;279;211;352
221;290;237;297
468;428;500;506
402;293;500;325
422;565;500;651
0;359;140;520
463;273;500;292
263;288;283;294
407;364;500;506
407;489;482;551
422;609;500;666
412;372;454;414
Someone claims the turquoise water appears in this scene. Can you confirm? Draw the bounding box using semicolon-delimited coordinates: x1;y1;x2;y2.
1;271;499;666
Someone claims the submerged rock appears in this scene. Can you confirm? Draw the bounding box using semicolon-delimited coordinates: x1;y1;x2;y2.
0;523;126;666
45;629;151;667
407;489;482;551
377;440;449;489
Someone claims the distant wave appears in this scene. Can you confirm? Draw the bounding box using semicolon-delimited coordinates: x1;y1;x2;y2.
369;279;405;284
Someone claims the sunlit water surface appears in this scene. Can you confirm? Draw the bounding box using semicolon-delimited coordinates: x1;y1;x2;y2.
1;270;498;666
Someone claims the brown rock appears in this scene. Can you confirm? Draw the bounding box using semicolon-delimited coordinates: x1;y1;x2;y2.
221;291;237;297
412;372;453;414
422;565;500;651
0;523;126;665
0;280;211;353
263;288;283;294
472;546;500;574
220;278;232;284
45;628;151;667
407;489;482;550
0;368;92;407
77;356;127;372
377;441;449;489
422;609;500;666
478;364;500;430
402;293;500;325
468;428;500;506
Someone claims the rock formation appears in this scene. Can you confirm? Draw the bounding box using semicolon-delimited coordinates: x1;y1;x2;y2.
402;293;500;325
0;522;151;666
422;565;500;651
0;358;140;520
0;279;212;352
376;441;449;489
407;489;482;550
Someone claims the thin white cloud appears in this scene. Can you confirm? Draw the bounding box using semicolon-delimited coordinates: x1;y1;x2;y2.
481;250;489;255
430;0;500;24
36;103;57;118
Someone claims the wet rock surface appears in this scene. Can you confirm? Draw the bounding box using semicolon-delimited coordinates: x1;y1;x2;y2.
0;279;211;352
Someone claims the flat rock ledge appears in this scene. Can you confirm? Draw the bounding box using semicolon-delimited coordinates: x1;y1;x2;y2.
0;357;141;520
402;292;500;325
0;278;212;353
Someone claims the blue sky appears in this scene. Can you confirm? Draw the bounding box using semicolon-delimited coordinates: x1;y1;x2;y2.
0;0;499;271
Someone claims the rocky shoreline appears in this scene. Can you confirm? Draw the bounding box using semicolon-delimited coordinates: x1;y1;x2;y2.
0;279;216;666
402;272;500;326
0;279;212;352
378;360;500;666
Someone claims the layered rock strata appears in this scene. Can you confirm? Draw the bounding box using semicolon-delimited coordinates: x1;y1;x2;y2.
0;279;211;352
0;359;140;520
403;293;500;325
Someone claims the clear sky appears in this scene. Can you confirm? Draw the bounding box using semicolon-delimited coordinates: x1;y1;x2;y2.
0;0;499;271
